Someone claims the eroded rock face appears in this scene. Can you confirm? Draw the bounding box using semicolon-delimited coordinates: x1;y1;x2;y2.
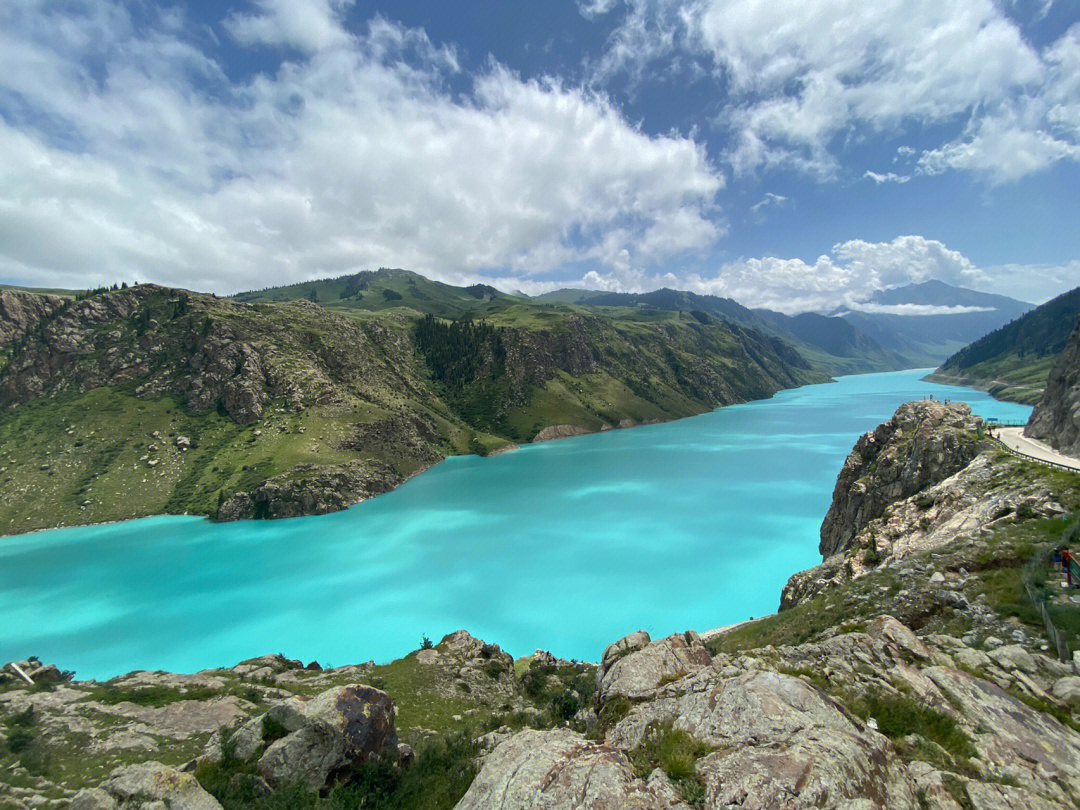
0;290;67;347
1026;314;1080;458
782;450;1067;609
531;424;591;442
455;729;689;810
820;401;985;558
70;762;222;810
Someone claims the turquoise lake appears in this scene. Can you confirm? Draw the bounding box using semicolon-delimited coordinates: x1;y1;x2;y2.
0;370;1033;679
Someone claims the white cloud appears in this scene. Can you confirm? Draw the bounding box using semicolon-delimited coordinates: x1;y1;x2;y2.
589;1;1080;182
0;2;722;293
524;235;994;313
864;171;910;184
840;303;994;316
224;0;354;54
749;192;787;215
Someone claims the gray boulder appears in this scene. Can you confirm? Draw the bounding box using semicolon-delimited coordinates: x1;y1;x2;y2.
71;762;222;810
609;668;920;808
253;685;398;791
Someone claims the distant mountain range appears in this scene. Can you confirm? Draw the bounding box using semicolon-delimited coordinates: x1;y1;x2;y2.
830;280;1033;367
928;285;1080;404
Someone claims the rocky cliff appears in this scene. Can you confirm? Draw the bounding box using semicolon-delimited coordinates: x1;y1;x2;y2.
0;290;68;348
819;401;988;558
785;400;1076;609
1026;313;1080;458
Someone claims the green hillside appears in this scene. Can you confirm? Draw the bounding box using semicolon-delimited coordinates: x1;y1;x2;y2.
0;280;824;535
233;267;519;320
928;285;1080;404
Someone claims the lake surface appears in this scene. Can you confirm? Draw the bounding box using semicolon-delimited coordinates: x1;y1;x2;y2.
0;370;1032;679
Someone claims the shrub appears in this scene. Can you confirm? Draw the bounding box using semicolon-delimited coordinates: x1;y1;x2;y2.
549;691;580;722
420;635;434;651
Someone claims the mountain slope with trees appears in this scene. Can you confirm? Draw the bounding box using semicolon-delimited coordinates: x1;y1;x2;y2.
928;285;1080;404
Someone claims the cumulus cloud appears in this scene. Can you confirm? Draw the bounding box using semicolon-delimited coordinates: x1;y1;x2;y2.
587;1;1080;182
0;1;722;293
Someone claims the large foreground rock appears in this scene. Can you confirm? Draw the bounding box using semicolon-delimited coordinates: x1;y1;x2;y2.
596;630;711;704
70;762;221;810
221;684;398;791
455;728;688;810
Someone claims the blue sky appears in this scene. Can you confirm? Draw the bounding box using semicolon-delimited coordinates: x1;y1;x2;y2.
2;0;1078;311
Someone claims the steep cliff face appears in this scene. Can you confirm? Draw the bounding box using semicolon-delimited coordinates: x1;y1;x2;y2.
819;401;988;558
1026;314;1080;458
0;285;425;425
0;289;68;347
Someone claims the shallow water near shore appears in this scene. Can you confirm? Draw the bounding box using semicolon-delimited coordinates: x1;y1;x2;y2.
0;370;1032;679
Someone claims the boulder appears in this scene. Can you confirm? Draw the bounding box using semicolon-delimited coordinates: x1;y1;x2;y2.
72;762;222;810
597;631;711;704
253;685;398;791
454;728;689;810
988;644;1037;674
1052;676;1080;708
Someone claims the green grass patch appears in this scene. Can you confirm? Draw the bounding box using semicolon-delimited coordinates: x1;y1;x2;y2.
847;690;976;762
86;683;222;707
628;720;712;807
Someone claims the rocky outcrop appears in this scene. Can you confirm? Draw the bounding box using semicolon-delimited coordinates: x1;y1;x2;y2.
463;614;1080;809
216;458;416;521
783;451;1068;608
820;400;987;558
531;424;591;443
0;285;419;426
1026;314;1080;458
70;762;222;810
0;290;67;348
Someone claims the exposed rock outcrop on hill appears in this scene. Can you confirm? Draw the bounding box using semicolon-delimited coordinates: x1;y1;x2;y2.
1026;314;1080;458
820;400;988;558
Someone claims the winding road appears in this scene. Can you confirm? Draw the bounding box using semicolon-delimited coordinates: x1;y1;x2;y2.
996;427;1080;472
